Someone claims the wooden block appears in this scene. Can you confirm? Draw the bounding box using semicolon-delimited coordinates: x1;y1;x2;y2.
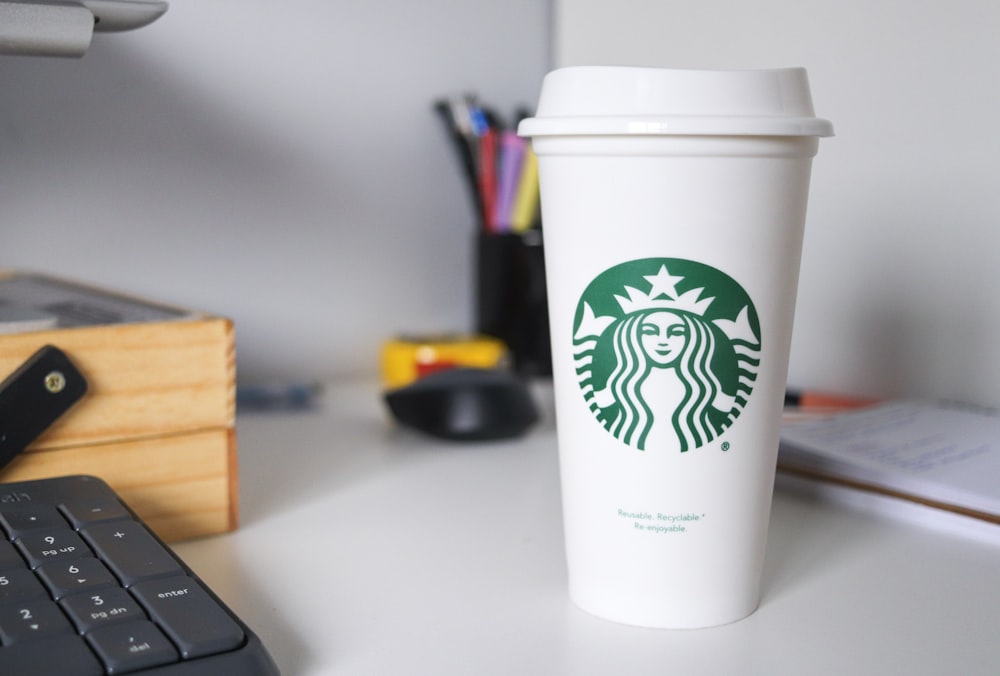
1;318;235;449
1;429;238;542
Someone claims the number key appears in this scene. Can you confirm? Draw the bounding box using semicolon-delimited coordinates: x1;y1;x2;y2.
0;568;48;605
61;587;147;633
36;557;117;599
15;528;91;569
0;540;25;571
0;634;103;675
0;599;75;643
86;620;179;673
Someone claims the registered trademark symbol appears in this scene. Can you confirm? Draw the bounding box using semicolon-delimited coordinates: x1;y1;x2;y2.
721;442;731;452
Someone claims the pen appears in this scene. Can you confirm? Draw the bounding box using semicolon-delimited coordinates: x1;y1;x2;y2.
494;131;527;231
478;126;497;231
434;98;483;226
469;105;490;137
435;94;541;234
236;383;323;412
511;146;539;232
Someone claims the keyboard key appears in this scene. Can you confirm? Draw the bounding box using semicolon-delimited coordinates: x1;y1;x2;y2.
61;587;147;633
86;619;179;673
81;521;182;585
0;633;103;676
0;568;48;604
36;557;117;599
0;540;24;571
0;598;74;643
0;504;68;538
131;575;245;658
60;496;131;529
15;528;91;568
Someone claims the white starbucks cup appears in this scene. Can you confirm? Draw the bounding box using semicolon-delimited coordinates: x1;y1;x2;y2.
518;66;833;629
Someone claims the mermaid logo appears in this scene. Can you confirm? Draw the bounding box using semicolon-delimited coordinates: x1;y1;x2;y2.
573;258;761;452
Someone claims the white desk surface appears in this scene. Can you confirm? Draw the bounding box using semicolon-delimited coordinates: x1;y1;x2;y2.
174;381;1000;676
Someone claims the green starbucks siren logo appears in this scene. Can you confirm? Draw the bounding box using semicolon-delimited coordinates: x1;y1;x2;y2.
573;258;761;452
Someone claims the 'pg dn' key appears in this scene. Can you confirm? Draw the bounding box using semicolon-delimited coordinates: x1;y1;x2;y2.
15;528;91;568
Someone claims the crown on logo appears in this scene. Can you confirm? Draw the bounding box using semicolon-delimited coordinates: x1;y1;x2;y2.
614;264;714;316
575;262;760;345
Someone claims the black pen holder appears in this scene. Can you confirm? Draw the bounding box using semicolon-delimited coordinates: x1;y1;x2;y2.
476;231;552;376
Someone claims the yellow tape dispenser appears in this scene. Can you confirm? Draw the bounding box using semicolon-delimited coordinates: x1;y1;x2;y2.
379;334;509;390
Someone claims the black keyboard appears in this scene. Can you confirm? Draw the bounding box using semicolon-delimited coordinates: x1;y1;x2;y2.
0;475;279;675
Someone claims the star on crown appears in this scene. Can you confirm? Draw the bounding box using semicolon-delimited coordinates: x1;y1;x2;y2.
614;265;715;316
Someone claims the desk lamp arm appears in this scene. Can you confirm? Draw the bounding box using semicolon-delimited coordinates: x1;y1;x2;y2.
0;0;167;57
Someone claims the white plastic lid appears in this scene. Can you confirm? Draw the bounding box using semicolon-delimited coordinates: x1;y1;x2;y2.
518;66;834;138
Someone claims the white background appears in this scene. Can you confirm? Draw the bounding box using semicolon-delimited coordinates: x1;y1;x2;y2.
555;0;1000;406
1;0;550;383
5;1;1000;410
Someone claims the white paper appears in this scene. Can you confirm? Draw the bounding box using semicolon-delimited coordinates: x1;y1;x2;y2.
779;400;1000;519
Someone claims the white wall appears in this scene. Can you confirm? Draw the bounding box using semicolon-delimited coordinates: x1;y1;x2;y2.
554;0;1000;406
1;1;550;383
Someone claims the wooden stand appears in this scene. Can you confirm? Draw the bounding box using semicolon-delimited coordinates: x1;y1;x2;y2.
0;272;237;542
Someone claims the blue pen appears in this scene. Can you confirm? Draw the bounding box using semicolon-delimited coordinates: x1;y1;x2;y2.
236;383;322;412
469;105;490;137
